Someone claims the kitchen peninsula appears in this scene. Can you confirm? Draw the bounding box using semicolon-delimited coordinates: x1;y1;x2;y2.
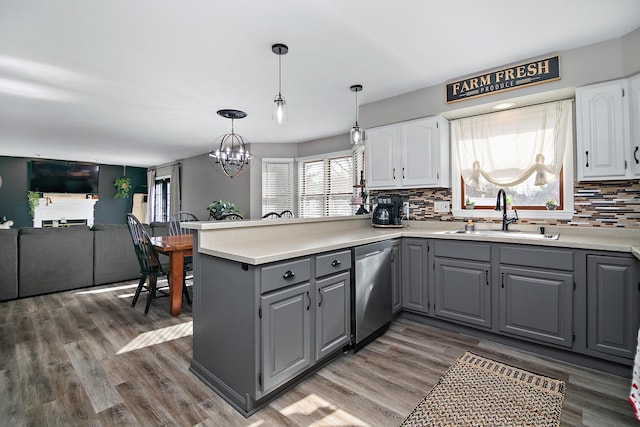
183;216;640;416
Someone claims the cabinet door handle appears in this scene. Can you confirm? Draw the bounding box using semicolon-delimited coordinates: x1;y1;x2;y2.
585;150;589;168
501;272;505;288
402;167;405;179
283;270;295;280
331;259;341;267
318;288;323;307
635;146;639;164
392;168;396;180
486;270;489;286
306;291;311;311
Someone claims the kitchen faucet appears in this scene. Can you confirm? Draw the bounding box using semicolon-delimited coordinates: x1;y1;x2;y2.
495;189;518;231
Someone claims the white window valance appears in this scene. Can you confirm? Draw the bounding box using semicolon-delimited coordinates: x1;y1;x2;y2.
452;99;572;189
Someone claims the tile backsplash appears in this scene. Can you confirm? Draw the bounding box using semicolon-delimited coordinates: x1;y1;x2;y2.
375;180;640;228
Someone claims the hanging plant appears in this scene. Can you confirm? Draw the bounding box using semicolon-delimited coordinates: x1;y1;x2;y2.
27;191;40;217
113;176;131;199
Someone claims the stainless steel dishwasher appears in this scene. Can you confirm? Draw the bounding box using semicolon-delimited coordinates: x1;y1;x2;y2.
352;240;393;351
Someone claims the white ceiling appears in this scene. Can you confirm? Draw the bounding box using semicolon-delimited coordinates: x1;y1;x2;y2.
1;0;639;168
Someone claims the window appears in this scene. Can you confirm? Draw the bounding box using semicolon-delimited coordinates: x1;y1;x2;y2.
451;100;574;220
153;177;170;222
262;159;295;216
298;152;354;218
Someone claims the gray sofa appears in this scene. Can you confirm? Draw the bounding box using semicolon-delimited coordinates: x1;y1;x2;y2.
19;226;95;297
93;224;144;286
0;229;18;300
0;222;169;301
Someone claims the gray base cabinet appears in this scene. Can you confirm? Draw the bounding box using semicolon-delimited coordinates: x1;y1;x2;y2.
587;254;640;359
315;271;350;360
497;245;575;348
191;248;351;417
261;281;312;392
433;240;492;328
402;238;429;313
434;258;491;327
499;266;573;347
391;240;402;314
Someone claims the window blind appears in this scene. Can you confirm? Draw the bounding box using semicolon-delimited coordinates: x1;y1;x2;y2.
299;154;354;218
262;159;295;216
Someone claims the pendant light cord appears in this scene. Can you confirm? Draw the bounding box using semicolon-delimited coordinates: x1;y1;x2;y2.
278;49;283;96
354;88;359;125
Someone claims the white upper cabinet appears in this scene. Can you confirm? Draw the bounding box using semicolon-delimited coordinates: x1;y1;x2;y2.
365;116;450;189
630;73;640;177
365;124;398;188
576;78;632;181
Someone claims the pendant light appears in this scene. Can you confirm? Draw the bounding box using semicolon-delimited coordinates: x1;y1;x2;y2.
272;43;288;124
350;84;364;145
209;109;252;179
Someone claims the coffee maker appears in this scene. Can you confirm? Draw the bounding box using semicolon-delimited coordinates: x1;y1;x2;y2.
372;195;404;227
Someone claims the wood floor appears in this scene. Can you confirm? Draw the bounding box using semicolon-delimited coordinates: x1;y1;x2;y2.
0;278;636;426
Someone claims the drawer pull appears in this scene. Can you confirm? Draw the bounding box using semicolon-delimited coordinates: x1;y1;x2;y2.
635;146;639;164
282;270;295;280
331;259;341;267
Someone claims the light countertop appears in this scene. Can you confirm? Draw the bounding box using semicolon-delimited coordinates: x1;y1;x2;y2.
184;216;640;265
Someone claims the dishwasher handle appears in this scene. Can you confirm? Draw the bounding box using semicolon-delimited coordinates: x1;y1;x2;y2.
357;250;383;260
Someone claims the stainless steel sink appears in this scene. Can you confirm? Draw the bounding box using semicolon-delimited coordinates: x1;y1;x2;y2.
442;229;559;240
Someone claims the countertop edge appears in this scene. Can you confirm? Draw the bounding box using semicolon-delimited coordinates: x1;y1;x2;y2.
195;222;639;265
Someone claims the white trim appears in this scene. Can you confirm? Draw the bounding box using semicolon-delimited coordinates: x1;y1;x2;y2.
296;149;353;163
262;157;295;163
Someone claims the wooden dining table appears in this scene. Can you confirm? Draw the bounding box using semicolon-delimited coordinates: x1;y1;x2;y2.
150;234;193;316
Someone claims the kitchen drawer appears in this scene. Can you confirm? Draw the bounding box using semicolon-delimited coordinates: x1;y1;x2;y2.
260;258;311;294
499;245;573;271
434;240;491;262
315;250;351;278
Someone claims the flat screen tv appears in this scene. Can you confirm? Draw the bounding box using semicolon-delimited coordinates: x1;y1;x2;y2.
30;160;100;194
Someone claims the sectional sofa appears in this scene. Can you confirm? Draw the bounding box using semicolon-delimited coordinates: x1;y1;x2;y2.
0;222;169;301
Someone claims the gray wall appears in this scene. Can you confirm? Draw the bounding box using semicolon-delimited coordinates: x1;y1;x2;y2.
297;134;351;158
361;27;640;128
622;27;640;75
180;153;251;220
248;143;298;219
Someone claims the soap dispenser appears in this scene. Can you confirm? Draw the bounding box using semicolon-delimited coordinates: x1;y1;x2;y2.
465;219;475;232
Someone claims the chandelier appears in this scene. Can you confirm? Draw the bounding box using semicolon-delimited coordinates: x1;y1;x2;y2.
209;109;252;179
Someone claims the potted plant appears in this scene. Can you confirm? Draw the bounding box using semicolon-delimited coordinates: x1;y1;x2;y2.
113;177;131;199
207;199;241;220
465;197;475;210
545;199;558;210
505;195;512;210
27;191;40;217
465;198;475;209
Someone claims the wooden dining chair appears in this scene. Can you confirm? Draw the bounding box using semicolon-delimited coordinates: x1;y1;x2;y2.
126;214;191;314
168;211;198;291
168;211;199;235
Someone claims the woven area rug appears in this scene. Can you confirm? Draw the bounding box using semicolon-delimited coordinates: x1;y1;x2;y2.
401;351;566;427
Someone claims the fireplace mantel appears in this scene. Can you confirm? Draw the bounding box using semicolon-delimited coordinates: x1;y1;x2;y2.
33;198;98;227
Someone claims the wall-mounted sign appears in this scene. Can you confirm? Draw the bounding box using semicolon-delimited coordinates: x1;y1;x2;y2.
446;56;560;103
